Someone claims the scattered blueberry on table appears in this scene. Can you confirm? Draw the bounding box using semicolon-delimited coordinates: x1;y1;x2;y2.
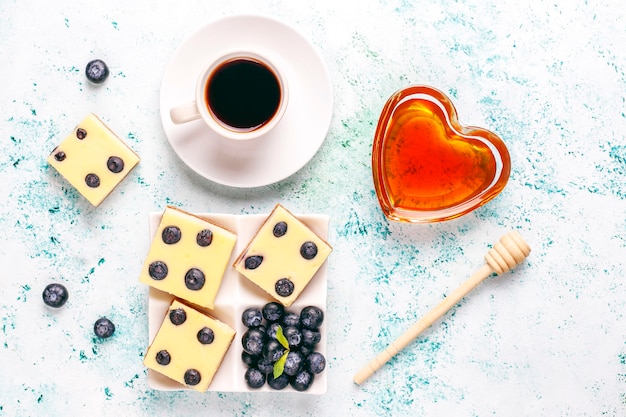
94;317;116;339
42;283;69;308
85;59;110;84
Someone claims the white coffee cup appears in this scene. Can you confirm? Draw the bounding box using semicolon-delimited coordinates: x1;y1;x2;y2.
170;51;289;141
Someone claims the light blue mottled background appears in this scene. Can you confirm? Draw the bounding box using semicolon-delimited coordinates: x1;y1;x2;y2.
1;0;625;416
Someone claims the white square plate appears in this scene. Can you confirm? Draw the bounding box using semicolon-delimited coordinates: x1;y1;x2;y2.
146;211;329;394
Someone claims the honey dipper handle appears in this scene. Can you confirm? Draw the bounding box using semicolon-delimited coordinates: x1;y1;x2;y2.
353;231;531;386
353;263;493;385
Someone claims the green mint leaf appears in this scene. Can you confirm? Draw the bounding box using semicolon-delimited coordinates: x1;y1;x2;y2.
273;351;288;379
275;325;289;350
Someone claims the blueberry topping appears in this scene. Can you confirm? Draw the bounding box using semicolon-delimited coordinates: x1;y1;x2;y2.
197;326;214;344
245;367;266;389
306;352;326;374
267;372;290;390
242;307;263;328
85;59;110;84
283;325;303;349
275;278;294;297
282;312;300;328
42;283;69;308
273;221;288;237
156;350;171;365
148;261;168;280
256;356;274;374
263;339;286;363
184;268;205;290
290;369;314;391
161;226;181;244
244;255;263;270
85;173;100;188
262;302;284;322
169;308;186;325
196;229;213;247
301;328;322;346
54;151;66;162
300;306;324;330
94;317;115;338
76;128;87;139
242;328;266;356
283;351;305;377
184;369;201;386
300;241;318;260
107;156;124;173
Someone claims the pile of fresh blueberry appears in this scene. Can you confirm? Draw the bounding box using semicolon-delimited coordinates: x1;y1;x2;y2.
241;302;326;391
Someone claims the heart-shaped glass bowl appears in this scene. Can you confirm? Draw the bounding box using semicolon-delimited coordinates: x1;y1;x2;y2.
372;85;511;223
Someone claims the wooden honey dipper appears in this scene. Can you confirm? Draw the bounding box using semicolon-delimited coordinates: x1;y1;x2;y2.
353;231;531;385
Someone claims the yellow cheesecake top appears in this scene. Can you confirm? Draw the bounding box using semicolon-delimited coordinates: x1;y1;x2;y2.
144;299;235;392
47;113;140;206
139;206;237;309
233;204;332;306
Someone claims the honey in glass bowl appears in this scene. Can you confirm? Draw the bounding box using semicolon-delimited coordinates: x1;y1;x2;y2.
372;85;510;223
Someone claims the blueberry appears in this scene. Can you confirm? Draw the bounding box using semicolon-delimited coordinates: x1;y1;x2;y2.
300;241;318;260
197;326;214;344
184;369;201;386
290;369;314;391
76;128;87;139
267;372;290;390
283;325;303;349
256;356;274;375
244;255;263;270
85;59;109;84
196;229;213;247
241;307;263;328
184;268;205;290
241;351;259;367
275;278;294;297
54;151;66;162
161;226;181;244
242;328;266;356
300;306;324;330
42;283;68;308
306;352;326;374
169;308;186;325
273;221;288;237
148;261;168;280
155;350;171;365
267;322;281;340
245;367;266;389
283;351;305;377
263;339;286;363
301;328;321;347
262;302;284;322
94;317;115;338
107;156;124;173
85;173;100;188
299;344;314;358
282;312;300;328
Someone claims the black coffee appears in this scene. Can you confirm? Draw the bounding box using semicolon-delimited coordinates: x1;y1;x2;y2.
206;58;281;130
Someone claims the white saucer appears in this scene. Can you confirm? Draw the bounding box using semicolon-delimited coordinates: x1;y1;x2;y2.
159;15;334;188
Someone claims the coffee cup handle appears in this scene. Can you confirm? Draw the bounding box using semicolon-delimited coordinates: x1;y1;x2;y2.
170;101;201;124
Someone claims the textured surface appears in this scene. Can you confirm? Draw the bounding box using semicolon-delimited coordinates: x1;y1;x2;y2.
1;0;625;416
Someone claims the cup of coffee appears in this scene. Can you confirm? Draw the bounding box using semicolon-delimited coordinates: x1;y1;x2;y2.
170;51;289;141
